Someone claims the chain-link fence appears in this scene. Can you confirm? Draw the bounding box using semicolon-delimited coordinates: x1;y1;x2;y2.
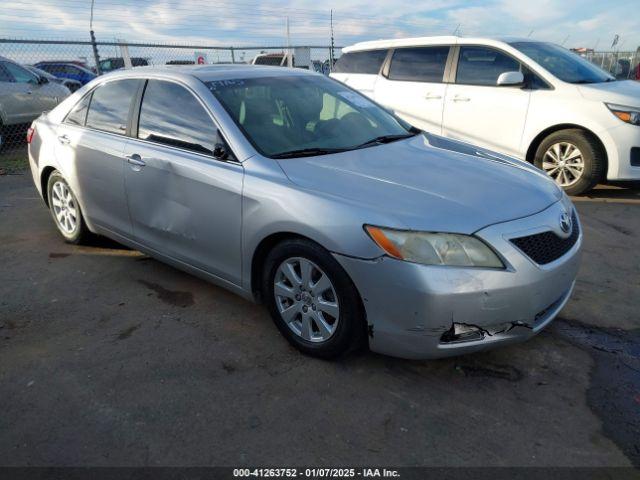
580;50;640;80
1;38;639;168
0;38;337;160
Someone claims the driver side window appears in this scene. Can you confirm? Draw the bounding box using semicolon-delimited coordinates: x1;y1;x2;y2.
2;61;38;84
456;46;521;86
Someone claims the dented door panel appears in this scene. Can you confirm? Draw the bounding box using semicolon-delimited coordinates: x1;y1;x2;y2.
123;140;244;285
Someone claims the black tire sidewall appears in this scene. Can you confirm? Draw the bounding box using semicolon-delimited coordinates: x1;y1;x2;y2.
46;171;87;244
534;129;604;196
262;239;365;359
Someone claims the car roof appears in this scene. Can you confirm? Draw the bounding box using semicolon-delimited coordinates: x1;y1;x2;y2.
103;64;317;82
342;36;539;52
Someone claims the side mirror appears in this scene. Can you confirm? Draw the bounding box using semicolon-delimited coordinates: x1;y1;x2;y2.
213;143;229;160
37;75;49;85
496;71;524;87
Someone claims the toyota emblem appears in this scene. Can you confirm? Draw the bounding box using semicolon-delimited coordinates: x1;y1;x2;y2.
559;212;572;234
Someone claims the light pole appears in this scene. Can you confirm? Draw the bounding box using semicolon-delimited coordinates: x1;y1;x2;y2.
90;0;102;75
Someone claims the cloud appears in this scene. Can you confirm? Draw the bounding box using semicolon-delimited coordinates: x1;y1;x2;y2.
1;0;639;52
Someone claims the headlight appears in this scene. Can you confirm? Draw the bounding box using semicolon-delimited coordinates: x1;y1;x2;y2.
365;225;504;268
606;103;640;126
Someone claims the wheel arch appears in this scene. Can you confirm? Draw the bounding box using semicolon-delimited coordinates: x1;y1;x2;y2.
249;231;367;315
250;231;321;303
525;124;608;174
40;166;57;207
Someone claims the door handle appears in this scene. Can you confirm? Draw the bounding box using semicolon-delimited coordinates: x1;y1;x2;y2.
126;154;146;169
452;95;470;102
424;93;442;100
57;134;70;145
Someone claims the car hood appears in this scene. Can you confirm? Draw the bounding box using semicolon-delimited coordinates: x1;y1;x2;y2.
578;80;640;106
277;134;561;234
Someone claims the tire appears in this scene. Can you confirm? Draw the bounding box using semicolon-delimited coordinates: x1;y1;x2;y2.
46;171;90;244
262;238;366;359
534;129;605;196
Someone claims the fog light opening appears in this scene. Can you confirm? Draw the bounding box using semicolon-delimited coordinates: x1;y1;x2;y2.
441;323;485;344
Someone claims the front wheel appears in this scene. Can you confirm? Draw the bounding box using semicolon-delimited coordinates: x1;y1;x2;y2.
262;239;366;359
46;171;90;244
534;129;605;196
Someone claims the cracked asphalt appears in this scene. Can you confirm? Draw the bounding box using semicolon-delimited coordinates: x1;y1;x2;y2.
0;172;639;468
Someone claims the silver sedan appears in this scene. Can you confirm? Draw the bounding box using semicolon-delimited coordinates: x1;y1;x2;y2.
27;65;582;359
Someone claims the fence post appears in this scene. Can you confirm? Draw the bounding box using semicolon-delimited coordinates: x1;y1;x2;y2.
90;30;102;75
230;47;235;64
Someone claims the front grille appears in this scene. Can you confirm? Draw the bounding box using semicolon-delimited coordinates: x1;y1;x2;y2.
511;211;579;265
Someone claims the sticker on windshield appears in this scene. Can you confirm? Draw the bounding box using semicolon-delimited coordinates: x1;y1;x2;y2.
337;91;375;108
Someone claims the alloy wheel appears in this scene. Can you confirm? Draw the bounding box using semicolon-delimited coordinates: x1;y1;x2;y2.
542;142;585;188
274;257;340;343
51;180;78;235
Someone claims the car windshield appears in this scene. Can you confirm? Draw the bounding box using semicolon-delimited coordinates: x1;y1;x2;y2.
510;41;614;84
206;75;415;158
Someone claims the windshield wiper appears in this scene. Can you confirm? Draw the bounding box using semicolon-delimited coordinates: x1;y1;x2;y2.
353;133;418;150
271;147;348;159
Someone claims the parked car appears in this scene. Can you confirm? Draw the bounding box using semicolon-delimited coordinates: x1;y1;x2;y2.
26;65;82;92
251;52;291;66
166;60;196;65
27;66;581;359
0;56;70;147
612;59;631;79
331;36;640;195
34;61;96;85
98;57;149;73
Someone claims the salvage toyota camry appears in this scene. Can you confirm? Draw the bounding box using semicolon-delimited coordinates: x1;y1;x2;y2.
27;65;582;359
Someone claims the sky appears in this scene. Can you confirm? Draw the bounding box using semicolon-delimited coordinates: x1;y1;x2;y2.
2;0;639;51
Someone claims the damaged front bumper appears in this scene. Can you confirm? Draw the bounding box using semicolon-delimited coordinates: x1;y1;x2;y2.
333;202;582;359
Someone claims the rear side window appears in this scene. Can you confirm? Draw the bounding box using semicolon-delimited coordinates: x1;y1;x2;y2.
332;50;388;74
137;80;220;155
64;94;91;126
85;79;139;134
456;46;521;86
388;46;450;82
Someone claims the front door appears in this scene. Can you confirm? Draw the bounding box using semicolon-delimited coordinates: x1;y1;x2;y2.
0;61;43;124
374;46;451;134
442;46;531;157
123;79;243;284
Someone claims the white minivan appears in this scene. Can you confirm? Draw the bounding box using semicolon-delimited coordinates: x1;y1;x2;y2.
331;36;640;195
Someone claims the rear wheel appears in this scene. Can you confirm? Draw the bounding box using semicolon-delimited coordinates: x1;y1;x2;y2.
46;171;90;244
262;238;366;359
534;129;605;196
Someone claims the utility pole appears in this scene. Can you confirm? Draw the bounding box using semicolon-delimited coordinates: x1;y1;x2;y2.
286;17;293;68
90;0;102;74
330;9;335;70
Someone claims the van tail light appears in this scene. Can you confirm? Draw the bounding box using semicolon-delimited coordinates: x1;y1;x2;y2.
26;126;35;144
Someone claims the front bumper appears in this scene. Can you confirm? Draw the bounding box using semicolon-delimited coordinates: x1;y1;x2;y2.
599;121;640;180
334;201;582;359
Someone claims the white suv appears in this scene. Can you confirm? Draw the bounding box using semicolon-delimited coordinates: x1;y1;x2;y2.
331;36;640;195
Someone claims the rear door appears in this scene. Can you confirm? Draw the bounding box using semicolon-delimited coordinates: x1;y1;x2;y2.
442;46;531;157
123;79;243;284
331;49;388;99
55;78;141;236
373;46;451;134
